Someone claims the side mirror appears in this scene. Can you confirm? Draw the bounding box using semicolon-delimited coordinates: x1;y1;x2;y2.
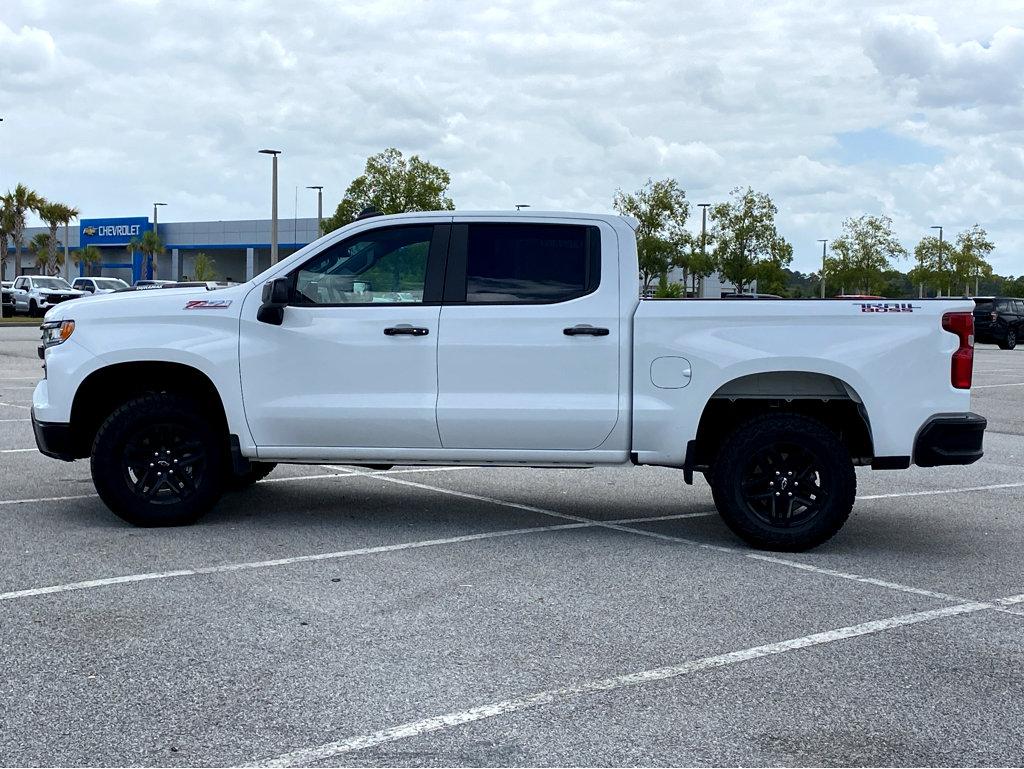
257;276;290;325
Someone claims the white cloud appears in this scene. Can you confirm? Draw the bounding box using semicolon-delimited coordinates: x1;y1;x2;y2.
0;0;1021;274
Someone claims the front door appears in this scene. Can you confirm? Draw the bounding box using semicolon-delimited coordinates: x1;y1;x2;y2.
239;221;449;450
436;220;620;450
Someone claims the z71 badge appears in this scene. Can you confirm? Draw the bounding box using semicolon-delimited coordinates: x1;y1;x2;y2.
857;302;918;313
184;299;233;310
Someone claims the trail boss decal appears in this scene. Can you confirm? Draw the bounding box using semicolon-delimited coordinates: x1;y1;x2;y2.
857;302;918;313
184;299;233;310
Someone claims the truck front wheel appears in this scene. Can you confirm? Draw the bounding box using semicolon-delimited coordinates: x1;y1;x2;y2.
90;393;226;526
711;414;856;551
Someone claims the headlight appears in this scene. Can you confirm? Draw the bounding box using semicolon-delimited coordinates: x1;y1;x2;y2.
40;319;75;348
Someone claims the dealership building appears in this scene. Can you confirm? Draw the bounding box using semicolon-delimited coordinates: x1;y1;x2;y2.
2;215;321;283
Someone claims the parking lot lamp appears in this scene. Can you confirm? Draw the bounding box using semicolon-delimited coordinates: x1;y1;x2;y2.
259;150;281;264
818;239;828;298
698;203;710;296
931;225;944;297
306;186;323;233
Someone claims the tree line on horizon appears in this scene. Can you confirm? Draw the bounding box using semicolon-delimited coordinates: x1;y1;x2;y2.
3;147;1012;298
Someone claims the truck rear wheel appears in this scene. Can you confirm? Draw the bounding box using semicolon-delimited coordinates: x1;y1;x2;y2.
90;393;225;526
711;413;856;551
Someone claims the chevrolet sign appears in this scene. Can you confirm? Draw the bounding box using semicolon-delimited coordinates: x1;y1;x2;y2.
80;217;150;246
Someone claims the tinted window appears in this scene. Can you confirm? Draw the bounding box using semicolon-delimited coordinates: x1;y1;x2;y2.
974;299;993;312
1014;300;1024;314
294;226;432;305
463;224;599;304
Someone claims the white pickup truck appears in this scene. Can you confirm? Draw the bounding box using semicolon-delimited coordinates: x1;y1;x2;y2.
31;211;986;550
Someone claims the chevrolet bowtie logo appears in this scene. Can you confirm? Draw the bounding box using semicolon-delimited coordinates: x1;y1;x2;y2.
83;226;97;236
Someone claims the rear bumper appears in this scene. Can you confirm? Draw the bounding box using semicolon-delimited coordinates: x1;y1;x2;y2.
31;408;76;461
914;412;986;467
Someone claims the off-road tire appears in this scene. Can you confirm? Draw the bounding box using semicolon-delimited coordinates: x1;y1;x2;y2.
90;393;225;526
998;330;1017;350
226;461;277;491
711;413;856;551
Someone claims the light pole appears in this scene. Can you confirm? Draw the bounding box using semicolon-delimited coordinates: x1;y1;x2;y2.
306;185;323;234
151;203;166;280
259;149;281;264
931;225;943;297
698;203;710;297
818;239;828;298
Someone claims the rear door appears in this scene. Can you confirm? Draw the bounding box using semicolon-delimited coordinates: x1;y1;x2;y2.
435;219;620;450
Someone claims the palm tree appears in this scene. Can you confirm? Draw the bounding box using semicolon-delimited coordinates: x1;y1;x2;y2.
0;200;15;281
75;245;101;277
2;184;46;278
29;233;58;274
38;201;79;281
138;229;165;280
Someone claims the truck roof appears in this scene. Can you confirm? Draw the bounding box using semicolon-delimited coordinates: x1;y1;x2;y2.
348;210;638;228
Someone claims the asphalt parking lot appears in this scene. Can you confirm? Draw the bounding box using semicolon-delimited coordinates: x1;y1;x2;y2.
1;325;1022;767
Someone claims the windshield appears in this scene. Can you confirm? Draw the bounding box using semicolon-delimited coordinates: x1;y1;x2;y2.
34;278;72;290
95;279;129;290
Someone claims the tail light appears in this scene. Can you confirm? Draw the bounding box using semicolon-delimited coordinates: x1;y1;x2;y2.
942;312;974;389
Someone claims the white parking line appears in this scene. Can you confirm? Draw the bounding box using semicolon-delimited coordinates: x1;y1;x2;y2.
856;482;1024;500
351;471;980;604
0;402;30;410
0;511;710;603
974;382;1024;388
0;419;30;423
0;448;36;453
254;595;1021;767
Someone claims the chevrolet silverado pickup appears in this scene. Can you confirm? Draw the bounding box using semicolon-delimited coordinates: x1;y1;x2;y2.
31;211;986;550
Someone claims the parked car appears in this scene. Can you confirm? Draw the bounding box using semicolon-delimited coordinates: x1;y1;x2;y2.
973;296;1023;350
72;277;130;295
10;275;87;317
133;279;178;290
1;281;14;318
31;211;985;551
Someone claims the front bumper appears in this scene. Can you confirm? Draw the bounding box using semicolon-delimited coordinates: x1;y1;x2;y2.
31;408;76;461
914;412;986;467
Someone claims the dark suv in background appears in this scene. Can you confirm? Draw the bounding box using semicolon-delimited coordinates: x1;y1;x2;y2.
974;297;1023;350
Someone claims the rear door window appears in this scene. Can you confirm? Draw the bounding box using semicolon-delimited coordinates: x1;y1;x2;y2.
457;223;600;304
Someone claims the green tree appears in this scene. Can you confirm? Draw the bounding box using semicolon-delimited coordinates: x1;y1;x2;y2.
37;201;79;280
193;252;217;281
710;187;787;294
613;178;690;293
909;234;955;296
30;233;60;274
138;230;165;280
75;245;101;277
321;148;455;233
2;184;46;278
755;236;794;295
951;224;994;296
0;199;15;281
826;215;907;295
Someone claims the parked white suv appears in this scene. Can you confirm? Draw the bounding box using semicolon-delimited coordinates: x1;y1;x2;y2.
10;276;87;317
71;277;130;295
31;211;986;550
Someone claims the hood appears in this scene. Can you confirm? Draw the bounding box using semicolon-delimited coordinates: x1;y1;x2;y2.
43;282;252;322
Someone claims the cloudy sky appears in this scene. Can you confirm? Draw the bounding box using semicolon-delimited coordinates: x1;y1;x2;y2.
2;0;1022;274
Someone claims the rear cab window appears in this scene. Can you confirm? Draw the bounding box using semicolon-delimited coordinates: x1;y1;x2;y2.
445;223;601;304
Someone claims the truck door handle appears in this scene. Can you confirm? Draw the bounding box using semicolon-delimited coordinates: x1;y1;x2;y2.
384;326;430;336
563;325;610;336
